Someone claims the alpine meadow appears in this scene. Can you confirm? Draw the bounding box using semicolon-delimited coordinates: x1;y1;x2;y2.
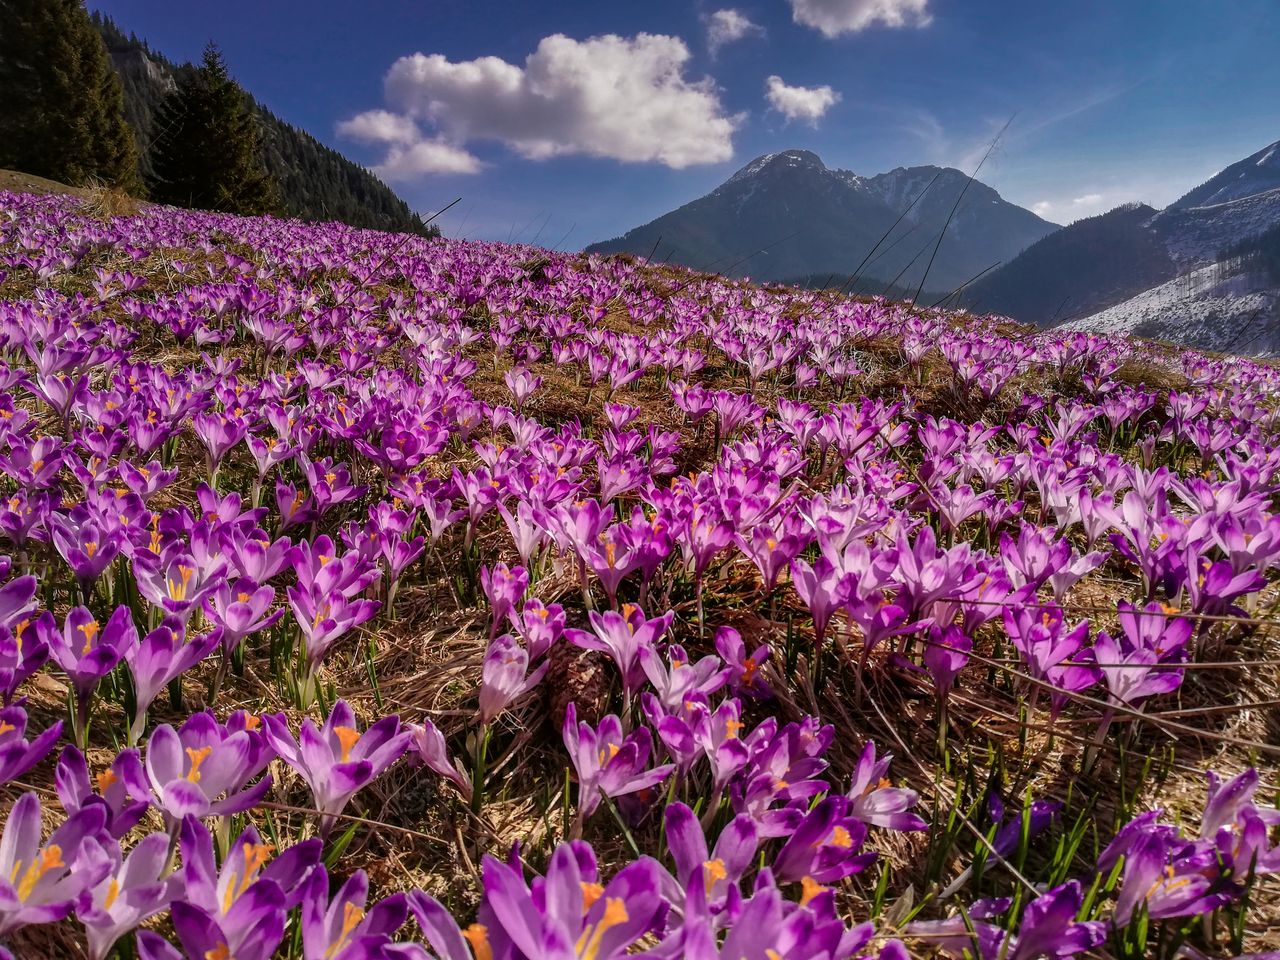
0;2;1278;959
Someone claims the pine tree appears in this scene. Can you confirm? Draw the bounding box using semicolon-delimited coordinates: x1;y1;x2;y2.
79;21;142;192
148;44;278;215
0;0;140;189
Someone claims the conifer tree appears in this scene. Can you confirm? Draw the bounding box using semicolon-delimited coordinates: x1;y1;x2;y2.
148;44;278;215
0;0;140;189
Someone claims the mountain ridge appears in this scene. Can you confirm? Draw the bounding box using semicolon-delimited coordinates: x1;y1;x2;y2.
586;150;1057;291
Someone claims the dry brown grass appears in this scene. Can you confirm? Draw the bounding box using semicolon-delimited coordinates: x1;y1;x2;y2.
79;177;144;220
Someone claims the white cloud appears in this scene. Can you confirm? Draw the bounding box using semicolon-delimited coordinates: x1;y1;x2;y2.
765;75;840;124
705;9;764;53
340;33;739;176
336;109;420;145
337;110;481;178
1029;193;1111;222
373;141;483;179
788;0;931;37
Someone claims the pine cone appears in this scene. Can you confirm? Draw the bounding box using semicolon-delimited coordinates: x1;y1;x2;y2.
545;640;611;730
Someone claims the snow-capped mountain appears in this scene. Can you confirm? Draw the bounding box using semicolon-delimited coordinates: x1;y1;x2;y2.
961;137;1280;353
585;150;1057;292
1166;139;1280;210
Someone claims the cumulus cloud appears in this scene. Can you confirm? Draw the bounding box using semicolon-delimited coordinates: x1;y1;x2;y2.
788;0;931;37
1073;193;1104;207
337;110;481;178
1032;201;1053;217
705;8;765;53
765;75;840;124
339;33;739;176
372;141;483;179
336;109;420;145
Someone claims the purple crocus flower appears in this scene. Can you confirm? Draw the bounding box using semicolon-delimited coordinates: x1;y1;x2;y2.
381;534;426;587
117;460;178;501
582;524;648;607
170;891;286;960
162;816;319;960
124;622;221;743
0;791;111;936
0;704;62;787
737;522;808;593
286;537;381;676
0;574;37;635
0;610;50;704
1199;767;1267;840
563;703;675;821
670;862;873;960
479;562;528;640
638;643;729;712
662;801;758;905
1093;626;1184;708
790;556;844;649
845;741;926;832
1113;831;1232;925
54;745;150;839
987;796;1062;864
686;698;751;793
730;718;833;838
220;528;292;582
479;842;666;960
513;597;566;661
1115;600;1193;661
567;604;674;709
714;626;771;699
299;865;415;960
203;579;284;653
262;699;411;834
132;710;275;826
1006;880;1106;959
180;814;321;918
504;367;542;409
1003;604;1099;716
477;633;549;724
496;499;550;567
133;549;226;625
924;624;971;700
774;796;876;884
46;606;139;747
276;478;319;529
304;457;367;516
407;719;472;801
49;511;123;588
78;832;179;960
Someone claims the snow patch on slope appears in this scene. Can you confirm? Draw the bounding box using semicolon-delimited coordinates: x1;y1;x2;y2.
1152;186;1280;264
1064;262;1280;355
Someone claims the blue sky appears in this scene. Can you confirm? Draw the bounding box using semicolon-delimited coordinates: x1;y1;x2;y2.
92;0;1280;245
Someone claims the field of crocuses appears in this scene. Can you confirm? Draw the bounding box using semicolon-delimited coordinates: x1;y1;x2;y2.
0;186;1277;959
